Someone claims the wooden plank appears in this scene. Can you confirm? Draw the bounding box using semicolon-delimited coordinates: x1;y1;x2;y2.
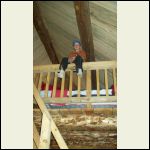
86;70;91;97
38;72;43;92
33;2;59;64
34;73;40;88
45;72;50;97
104;69;109;96
113;68;117;96
69;71;73;97
52;72;57;98
33;73;36;83
77;75;81;97
33;84;68;149
96;69;100;96
33;122;40;148
39;113;51;149
60;73;65;98
33;61;117;72
34;96;117;104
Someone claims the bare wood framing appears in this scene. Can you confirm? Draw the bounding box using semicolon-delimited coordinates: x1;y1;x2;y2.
37;96;117;104
60;73;65;98
45;72;50;97
78;76;81;97
38;72;43;92
33;122;40;148
52;72;58;98
69;71;73;97
104;69;109;96
86;70;91;97
33;2;59;64
33;61;117;73
113;68;117;96
33;84;68;149
96;69;100;96
39;113;51;149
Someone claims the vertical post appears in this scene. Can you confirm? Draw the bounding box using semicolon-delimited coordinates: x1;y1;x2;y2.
38;72;43;92
33;122;40;148
45;72;50;97
104;69;109;96
69;71;73;97
35;73;40;88
96;69;100;96
39;113;51;149
113;68;117;96
52;72;58;98
86;70;91;97
60;73;65;97
77;76;81;97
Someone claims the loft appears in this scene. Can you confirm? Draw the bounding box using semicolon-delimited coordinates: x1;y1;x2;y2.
33;61;117;149
33;61;117;106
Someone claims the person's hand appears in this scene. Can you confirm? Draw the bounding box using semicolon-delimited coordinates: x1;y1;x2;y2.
68;57;75;63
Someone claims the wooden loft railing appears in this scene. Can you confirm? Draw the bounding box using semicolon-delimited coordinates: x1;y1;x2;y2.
33;84;68;149
33;61;117;104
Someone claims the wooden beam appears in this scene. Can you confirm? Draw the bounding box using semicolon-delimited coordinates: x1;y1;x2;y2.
33;2;59;64
33;96;117;104
74;1;95;61
74;1;96;89
33;122;40;148
39;113;51;149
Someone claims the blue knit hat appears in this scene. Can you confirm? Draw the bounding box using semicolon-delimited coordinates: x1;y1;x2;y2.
72;39;81;46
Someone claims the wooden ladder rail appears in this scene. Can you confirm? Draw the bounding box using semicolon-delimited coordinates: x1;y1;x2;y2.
33;84;68;149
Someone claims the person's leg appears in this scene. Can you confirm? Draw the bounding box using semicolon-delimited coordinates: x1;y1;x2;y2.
73;55;83;77
58;57;69;78
59;57;69;71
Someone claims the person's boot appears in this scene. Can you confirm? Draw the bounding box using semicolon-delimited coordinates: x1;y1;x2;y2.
77;68;83;77
58;69;64;78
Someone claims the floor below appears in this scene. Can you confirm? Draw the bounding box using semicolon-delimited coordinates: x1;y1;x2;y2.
33;108;117;149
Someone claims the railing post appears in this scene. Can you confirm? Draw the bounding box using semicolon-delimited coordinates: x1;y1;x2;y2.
52;72;58;98
113;68;117;96
104;69;109;96
38;72;43;92
96;69;100;96
60;73;65;98
45;72;50;97
77;75;81;97
69;71;73;97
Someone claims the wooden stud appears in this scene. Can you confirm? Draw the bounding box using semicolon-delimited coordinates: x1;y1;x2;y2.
33;122;40;148
39;113;51;149
38;72;43;92
96;69;100;96
45;72;50;97
69;71;73;97
104;69;109;96
52;72;57;98
35;73;40;88
113;68;117;96
60;73;65;98
77;75;81;97
86;70;91;97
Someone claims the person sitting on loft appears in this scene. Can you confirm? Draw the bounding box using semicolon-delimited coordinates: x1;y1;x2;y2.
58;39;86;78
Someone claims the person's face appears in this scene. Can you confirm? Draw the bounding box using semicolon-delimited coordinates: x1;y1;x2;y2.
74;43;80;51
